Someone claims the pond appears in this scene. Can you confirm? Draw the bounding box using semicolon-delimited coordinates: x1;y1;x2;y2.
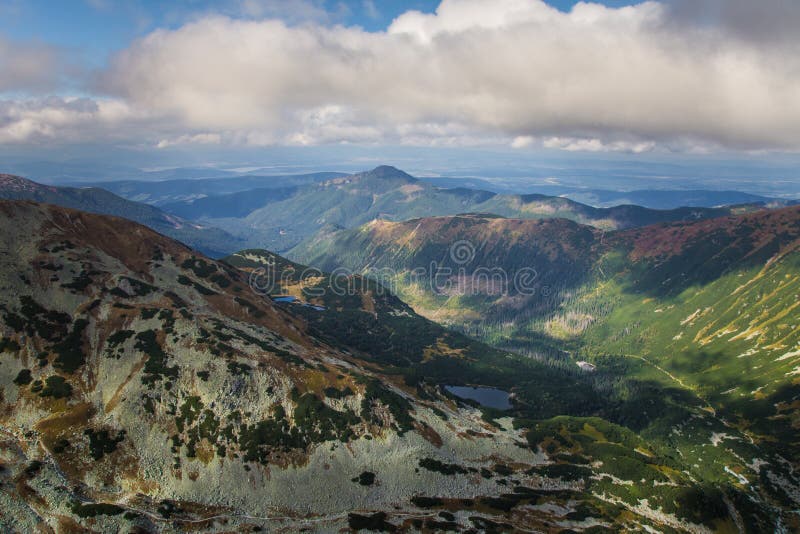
444;385;512;410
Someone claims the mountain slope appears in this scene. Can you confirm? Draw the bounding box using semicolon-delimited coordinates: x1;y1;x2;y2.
476;193;734;229
160;186;299;219
290;214;600;344
0;200;565;532
292;205;800;481
0;200;791;531
224;249;800;531
574;207;800;457
563;188;791;209
0;173;243;257
202;165;737;252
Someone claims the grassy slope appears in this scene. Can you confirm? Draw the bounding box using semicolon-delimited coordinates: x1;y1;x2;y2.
570;246;800;461
287;207;800;517
225;249;800;530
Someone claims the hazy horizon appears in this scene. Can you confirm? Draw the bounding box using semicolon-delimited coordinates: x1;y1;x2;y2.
2;0;800;197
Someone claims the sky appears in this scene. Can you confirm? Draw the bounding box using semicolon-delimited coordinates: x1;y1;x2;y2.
1;0;800;187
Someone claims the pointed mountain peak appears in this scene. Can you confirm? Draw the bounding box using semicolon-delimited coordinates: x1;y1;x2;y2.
357;165;417;183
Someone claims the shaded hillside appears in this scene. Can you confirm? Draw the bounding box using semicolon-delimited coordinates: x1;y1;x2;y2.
161;186;300;219
290;214;601;343
0;173;242;257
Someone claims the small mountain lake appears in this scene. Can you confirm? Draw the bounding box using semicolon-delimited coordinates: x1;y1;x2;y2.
444;385;512;410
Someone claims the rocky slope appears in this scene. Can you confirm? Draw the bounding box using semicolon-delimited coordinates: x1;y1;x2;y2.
0;200;692;532
290;213;601;343
0;174;243;257
1;200;792;531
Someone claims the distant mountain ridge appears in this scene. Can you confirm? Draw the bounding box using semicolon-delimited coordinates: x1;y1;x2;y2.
421;177;795;209
70;165;766;255
87;171;347;205
0;173;243;257
153;165;742;252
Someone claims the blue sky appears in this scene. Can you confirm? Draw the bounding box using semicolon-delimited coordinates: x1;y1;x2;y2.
1;0;639;65
0;0;799;188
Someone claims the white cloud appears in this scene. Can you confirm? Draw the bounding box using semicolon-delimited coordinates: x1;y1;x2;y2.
543;137;656;154
0;97;135;144
156;132;222;148
6;0;800;152
511;136;535;149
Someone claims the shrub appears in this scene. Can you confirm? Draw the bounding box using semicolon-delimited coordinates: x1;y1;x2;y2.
418;458;468;475
0;338;21;353
70;502;124;518
52;319;89;373
40;376;72;398
84;428;126;460
13;369;32;386
352;471;376;486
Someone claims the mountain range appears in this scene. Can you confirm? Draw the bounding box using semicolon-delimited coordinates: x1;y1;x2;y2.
2;200;798;530
16;165;776;259
86;171;346;206
2;163;800;532
0;200;574;531
152;166;746;252
421;177;793;209
289;204;800;478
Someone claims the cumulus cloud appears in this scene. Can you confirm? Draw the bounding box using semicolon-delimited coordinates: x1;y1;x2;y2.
542;137;656;154
511;136;535;149
7;0;800;151
156;132;222;148
0;97;135;144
